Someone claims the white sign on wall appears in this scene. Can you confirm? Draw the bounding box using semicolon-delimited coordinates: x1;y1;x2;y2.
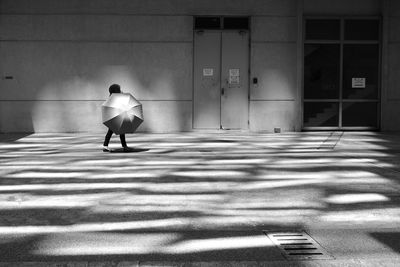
203;68;214;76
229;69;240;84
352;78;366;88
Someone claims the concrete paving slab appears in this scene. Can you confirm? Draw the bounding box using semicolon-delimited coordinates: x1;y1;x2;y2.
0;132;400;266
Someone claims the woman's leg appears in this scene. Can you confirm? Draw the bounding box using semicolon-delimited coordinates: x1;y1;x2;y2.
103;129;113;147
119;134;127;148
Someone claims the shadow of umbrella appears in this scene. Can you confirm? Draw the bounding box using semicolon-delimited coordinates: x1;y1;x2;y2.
109;147;150;153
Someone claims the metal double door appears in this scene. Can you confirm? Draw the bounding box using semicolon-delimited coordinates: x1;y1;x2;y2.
194;30;249;130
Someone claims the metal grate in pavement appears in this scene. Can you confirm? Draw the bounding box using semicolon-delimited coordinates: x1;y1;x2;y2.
264;230;334;261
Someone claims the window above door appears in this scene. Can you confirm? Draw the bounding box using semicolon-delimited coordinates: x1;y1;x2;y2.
194;16;249;30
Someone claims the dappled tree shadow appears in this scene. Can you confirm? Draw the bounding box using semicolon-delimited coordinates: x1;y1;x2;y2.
370;232;400;254
1;131;400;262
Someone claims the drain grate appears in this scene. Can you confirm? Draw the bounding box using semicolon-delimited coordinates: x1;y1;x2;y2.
264;230;333;261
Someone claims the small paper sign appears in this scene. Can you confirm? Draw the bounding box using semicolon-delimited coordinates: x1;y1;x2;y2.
230;76;240;84
229;69;240;84
352;78;366;88
203;68;213;76
229;69;239;77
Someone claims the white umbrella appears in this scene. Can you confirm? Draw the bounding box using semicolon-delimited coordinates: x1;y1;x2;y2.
102;93;143;134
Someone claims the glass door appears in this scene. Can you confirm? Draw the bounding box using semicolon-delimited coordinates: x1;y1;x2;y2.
303;18;381;130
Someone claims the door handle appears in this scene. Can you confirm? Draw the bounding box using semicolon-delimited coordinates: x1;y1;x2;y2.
221;88;225;95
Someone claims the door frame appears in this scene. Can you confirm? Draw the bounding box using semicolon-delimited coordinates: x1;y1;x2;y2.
192;16;251;130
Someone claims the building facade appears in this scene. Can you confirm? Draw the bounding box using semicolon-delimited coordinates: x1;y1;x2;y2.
0;0;398;132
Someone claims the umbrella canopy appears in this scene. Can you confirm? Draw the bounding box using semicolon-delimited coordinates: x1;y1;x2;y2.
102;93;143;135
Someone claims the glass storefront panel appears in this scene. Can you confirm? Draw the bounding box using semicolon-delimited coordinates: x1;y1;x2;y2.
345;20;380;41
342;102;378;127
304;102;339;127
343;44;379;99
303;18;380;129
305;19;340;40
304;44;340;99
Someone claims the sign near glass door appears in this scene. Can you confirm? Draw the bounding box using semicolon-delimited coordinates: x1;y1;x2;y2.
352;77;366;88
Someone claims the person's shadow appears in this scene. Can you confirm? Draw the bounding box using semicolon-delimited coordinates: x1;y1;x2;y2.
110;147;149;153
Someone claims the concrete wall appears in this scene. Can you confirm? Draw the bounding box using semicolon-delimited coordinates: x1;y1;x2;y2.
0;0;298;133
250;11;300;131
382;0;400;130
0;12;193;132
0;0;296;16
0;0;394;132
304;0;381;15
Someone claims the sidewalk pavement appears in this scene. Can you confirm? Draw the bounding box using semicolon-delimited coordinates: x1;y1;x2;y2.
0;131;400;266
